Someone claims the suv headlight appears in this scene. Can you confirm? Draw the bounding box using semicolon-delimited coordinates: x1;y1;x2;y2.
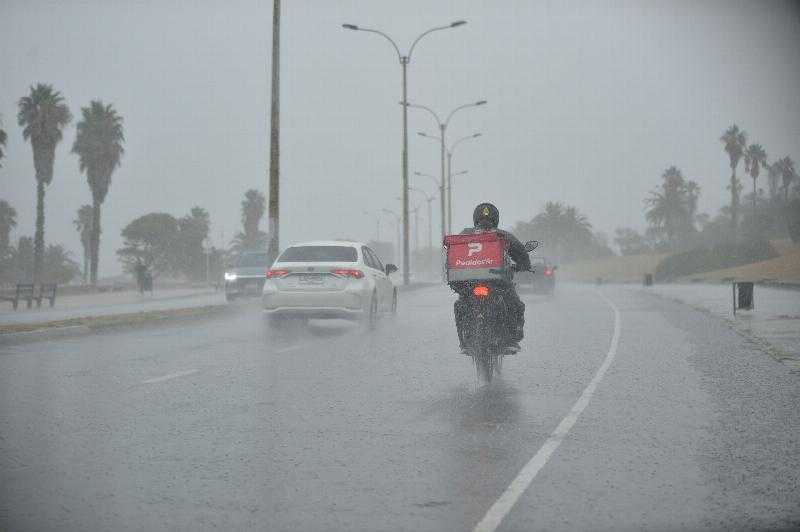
224;272;237;281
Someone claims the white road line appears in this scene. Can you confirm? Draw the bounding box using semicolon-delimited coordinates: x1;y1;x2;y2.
274;343;314;355
473;290;621;532
141;369;199;384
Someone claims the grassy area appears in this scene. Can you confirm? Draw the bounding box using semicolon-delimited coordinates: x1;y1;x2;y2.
677;239;800;283
557;238;800;284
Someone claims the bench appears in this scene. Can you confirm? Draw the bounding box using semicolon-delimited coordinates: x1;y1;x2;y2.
0;283;36;310
37;283;57;308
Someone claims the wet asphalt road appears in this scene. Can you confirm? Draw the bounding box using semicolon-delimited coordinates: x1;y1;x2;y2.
1;284;798;531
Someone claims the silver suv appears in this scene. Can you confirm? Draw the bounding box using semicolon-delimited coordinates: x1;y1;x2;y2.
224;251;271;301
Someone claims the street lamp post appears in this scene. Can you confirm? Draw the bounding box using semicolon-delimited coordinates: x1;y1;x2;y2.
381;208;402;268
343;20;466;285
407;99;486;234
363;210;381;242
447;134;481;230
414;170;444;241
410;186;435;275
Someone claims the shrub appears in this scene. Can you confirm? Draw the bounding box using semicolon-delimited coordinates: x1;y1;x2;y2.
654;239;777;281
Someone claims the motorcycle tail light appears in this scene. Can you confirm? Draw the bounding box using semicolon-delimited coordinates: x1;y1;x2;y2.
544;268;552;276
473;285;490;298
332;269;364;279
267;269;290;279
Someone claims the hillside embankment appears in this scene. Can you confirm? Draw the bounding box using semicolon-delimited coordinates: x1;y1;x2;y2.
559;240;800;284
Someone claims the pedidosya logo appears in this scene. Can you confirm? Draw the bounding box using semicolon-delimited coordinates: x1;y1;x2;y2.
455;257;494;267
468;242;483;256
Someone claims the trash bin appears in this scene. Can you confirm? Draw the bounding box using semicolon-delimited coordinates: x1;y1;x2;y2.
732;281;754;314
643;273;653;287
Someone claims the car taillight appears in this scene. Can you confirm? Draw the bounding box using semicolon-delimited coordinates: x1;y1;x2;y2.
544;268;552;277
267;269;290;278
473;285;490;298
332;269;364;279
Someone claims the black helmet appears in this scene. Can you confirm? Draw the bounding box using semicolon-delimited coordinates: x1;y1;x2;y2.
473;202;500;230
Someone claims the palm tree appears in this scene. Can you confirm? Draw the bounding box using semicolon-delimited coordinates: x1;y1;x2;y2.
17;83;72;283
743;143;767;214
686;181;701;227
645;166;690;249
0;199;17;250
230;189;268;254
73;204;93;284
767;161;782;203
72;100;125;285
775;156;797;204
720;124;747;235
0;122;7;167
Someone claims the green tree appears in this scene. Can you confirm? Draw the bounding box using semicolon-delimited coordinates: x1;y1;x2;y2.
645;166;692;249
72;100;125;285
177;206;211;280
14;236;34;282
42;244;80;284
720;124;747;235
774;156;796;204
613;228;651;256
73;204;93;284
231;189;267;254
0;199;17;251
17;83;72;283
0;121;7;167
513;201;598;262
117;213;179;277
767;161;782;203
743;143;767;214
0;200;17;284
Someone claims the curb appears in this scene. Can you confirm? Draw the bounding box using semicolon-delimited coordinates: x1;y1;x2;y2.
0;325;92;344
0;304;231;345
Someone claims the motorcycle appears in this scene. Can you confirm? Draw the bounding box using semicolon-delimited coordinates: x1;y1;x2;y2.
443;231;538;382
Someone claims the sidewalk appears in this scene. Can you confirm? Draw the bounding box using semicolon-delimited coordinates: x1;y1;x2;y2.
643;283;800;370
0;287;226;326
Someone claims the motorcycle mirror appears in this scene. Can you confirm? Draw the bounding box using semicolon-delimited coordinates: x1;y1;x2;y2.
524;240;539;252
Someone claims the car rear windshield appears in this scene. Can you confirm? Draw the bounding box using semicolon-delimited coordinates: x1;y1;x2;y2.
237;253;269;267
278;246;357;263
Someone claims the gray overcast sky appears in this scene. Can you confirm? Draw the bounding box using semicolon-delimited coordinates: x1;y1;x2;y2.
1;0;799;275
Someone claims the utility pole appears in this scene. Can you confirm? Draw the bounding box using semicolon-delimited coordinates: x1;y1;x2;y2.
266;0;281;264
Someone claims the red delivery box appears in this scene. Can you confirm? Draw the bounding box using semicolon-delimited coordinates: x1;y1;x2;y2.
443;231;509;282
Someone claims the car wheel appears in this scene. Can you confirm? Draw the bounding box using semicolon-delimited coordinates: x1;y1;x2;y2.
363;293;378;330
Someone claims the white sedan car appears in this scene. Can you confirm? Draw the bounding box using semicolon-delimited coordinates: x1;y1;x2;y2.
262;241;398;327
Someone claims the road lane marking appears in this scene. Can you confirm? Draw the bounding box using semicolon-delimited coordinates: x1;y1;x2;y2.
141;369;199;384
473;290;621;532
274;343;315;354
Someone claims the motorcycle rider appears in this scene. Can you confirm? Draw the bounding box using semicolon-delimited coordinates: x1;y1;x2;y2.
453;202;531;351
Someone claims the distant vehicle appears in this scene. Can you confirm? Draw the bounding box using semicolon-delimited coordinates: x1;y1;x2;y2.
517;256;557;294
262;241;398;328
224;251;271;301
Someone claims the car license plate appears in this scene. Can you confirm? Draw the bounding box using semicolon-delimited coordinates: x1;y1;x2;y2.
298;274;324;285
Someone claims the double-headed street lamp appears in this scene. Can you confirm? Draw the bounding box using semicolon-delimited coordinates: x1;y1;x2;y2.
419;131;482;233
405;100;485;236
342;20;467;286
414;170;444;240
410;186;436;255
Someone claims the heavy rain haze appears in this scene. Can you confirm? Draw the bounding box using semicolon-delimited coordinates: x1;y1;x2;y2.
2;1;799;275
2;2;800;531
